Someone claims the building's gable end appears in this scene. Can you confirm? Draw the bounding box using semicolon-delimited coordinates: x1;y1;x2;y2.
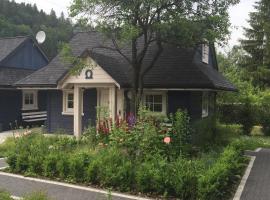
1;39;48;70
59;57;120;88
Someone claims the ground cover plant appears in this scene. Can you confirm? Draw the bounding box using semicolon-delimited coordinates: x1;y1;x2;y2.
0;109;261;199
0;190;49;200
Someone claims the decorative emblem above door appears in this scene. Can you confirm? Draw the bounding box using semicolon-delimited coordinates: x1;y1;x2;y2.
85;69;93;79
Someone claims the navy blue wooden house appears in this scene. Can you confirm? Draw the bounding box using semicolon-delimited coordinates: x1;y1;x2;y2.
15;32;236;137
0;36;48;131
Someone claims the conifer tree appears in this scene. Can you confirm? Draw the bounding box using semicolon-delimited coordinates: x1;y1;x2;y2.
241;0;270;87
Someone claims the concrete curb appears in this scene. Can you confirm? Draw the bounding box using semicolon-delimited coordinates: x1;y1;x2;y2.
0;171;152;200
233;148;261;200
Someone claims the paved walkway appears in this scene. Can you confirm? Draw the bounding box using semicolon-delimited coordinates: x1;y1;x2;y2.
240;149;270;200
0;130;13;144
0;159;150;200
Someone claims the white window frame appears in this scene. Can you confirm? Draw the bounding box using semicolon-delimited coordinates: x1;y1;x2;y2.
202;92;209;118
62;90;84;115
22;90;38;110
202;44;209;64
143;91;167;114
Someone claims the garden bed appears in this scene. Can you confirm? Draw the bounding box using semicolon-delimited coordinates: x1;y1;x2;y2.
0;138;248;199
0;110;266;200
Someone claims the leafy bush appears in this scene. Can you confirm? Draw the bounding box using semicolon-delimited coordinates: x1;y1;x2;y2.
69;152;91;182
168;159;200;200
198;143;246;200
170;110;192;157
192;116;217;148
0;137;15;158
135;154;168;194
4;117;252;200
218;101;258;134
56;153;70;179
43;153;59;177
94;148;134;191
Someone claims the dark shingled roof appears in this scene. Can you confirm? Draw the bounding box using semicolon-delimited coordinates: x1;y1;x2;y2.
0;67;34;88
0;36;28;63
15;31;236;91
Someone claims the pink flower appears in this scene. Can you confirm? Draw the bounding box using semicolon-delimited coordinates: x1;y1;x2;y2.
164;137;171;144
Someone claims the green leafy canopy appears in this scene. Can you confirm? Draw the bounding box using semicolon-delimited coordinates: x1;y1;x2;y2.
69;0;239;46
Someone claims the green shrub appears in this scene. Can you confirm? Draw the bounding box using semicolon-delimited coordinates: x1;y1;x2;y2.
192;116;217;148
43;153;59;177
170;110;192;157
69;152;91;182
198;144;245;200
135;154;168;194
96;148;134;191
218;101;259;135
56;154;70;179
168;159;200;200
216;123;243;145
0;137;16;158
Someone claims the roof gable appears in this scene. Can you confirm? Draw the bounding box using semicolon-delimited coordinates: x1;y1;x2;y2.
0;36;28;63
59;56;120;88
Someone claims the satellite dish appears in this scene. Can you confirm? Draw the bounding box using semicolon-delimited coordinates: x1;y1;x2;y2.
36;31;46;44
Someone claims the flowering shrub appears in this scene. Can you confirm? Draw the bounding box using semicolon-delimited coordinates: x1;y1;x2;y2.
86;108;192;160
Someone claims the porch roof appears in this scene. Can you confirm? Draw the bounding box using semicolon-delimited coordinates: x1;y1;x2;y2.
0;66;34;88
15;31;236;91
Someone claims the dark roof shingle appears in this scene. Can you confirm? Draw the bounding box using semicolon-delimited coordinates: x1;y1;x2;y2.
15;31;236;91
0;67;34;88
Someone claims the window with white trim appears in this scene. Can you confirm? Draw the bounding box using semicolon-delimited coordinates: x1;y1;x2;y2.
202;44;209;64
22;90;38;110
202;92;209;118
62;90;84;115
144;92;167;114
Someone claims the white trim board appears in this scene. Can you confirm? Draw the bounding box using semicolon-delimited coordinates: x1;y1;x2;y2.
0;172;152;200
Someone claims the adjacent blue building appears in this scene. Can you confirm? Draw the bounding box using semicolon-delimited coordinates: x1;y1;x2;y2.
0;36;48;131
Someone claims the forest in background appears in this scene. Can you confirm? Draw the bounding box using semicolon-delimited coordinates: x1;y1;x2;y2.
0;0;74;59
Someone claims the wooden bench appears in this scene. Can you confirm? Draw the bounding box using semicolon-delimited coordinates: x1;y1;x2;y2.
22;111;47;122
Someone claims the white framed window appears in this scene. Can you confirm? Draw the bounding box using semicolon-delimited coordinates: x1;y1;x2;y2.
202;44;209;64
22;90;38;110
62;90;84;115
202;92;209;118
144;92;167;114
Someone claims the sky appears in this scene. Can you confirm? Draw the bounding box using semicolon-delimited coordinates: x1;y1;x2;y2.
14;0;257;50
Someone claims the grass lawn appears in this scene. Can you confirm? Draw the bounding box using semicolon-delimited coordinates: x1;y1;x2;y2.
0;189;49;200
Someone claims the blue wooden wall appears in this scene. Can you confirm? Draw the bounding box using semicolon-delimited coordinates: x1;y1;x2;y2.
46;89;97;134
168;91;216;121
1;39;48;70
0;90;47;131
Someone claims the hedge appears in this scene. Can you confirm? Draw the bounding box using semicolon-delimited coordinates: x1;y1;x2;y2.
4;133;248;199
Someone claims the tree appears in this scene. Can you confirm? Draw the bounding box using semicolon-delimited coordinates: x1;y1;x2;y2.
69;0;239;113
241;0;270;87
